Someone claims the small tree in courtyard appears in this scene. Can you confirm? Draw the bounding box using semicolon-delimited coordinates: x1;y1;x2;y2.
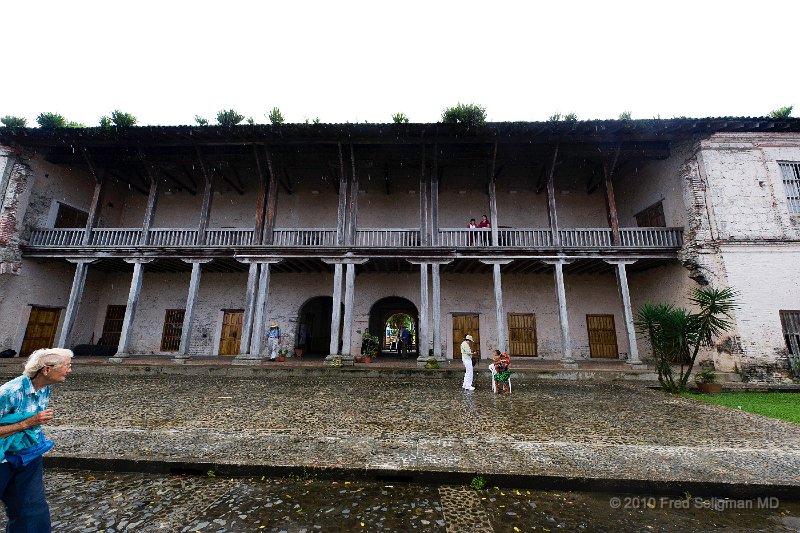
635;287;738;393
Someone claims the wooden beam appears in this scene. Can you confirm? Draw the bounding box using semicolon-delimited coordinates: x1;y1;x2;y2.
83;171;106;245
431;143;439;246
347;143;359;246
252;145;268;245
336;143;347;246
280;167;294;195
212;166;245;195
138;150;161;245
419;142;428;246
488;141;499;246
179;164;199;190
384;162;391;195
108;168;148;195
162;169;198;195
545;144;560;247
81;147;102;184
263;146;278;244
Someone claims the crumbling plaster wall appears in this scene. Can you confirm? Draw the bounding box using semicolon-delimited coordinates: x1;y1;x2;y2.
694;133;800;373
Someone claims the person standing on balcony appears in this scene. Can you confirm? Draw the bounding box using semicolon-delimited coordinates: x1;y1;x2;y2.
267;322;281;361
461;335;475;391
478;215;491;246
0;347;73;532
467;218;477;245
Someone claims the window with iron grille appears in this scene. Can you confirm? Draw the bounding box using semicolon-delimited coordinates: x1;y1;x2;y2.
99;305;126;346
160;309;185;352
779;162;800;215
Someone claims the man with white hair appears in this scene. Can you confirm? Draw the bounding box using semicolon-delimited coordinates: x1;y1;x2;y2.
0;347;73;532
460;334;475;391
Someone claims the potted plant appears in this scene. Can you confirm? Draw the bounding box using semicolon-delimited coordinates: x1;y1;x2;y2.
294;347;303;359
695;368;722;394
277;347;288;363
362;331;380;363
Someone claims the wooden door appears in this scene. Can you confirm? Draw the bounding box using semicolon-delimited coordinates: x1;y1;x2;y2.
20;307;61;357
452;314;480;357
219;310;244;356
587;314;618;358
99;305;126;346
508;313;537;356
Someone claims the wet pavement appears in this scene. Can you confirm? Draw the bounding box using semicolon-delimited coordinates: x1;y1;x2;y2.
5;371;796;490
1;470;798;532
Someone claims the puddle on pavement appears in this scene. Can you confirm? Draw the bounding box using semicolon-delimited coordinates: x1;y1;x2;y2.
1;469;795;532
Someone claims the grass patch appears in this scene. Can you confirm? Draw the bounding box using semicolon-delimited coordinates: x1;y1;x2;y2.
682;392;800;424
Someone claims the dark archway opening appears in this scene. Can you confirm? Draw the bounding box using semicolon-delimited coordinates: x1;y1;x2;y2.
368;297;419;357
296;296;344;356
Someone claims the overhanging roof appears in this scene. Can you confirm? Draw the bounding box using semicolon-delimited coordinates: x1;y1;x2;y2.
2;117;800;148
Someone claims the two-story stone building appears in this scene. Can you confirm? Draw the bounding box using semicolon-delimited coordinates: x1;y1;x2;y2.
0;119;798;376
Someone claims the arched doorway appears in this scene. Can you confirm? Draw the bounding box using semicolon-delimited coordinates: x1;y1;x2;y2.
296;296;344;356
368;297;419;357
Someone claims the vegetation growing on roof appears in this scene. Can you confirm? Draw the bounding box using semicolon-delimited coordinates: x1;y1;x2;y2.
195;115;209;126
246;116;256;125
441;103;486;127
216;109;245;127
1;116;27;129
392;112;409;124
99;116;112;129
548;111;561;122
563;112;578;123
769;105;793;119
110;110;137;127
36;112;67;129
618;111;632;120
549;111;578;123
268;107;285;125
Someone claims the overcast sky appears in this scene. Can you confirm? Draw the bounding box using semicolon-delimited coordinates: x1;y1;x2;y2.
3;1;797;126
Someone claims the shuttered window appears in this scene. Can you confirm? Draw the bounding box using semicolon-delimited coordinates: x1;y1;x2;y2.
160;309;185;352
779;162;800;215
508;313;537;356
99;305;126;347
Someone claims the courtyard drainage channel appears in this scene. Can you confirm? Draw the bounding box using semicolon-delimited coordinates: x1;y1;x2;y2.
4;469;798;532
45;456;800;501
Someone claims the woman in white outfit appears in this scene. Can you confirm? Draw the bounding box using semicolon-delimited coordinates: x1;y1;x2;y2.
460;334;475;390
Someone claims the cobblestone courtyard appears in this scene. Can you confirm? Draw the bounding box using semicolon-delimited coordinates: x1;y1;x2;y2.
8;370;798;488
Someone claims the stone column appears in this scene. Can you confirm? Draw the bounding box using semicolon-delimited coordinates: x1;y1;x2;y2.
544;259;574;367
341;263;356;361
606;260;642;366
431;263;442;360
481;260;512;354
233;260;265;364
322;258;368;365
250;262;272;357
329;263;344;355
417;263;430;364
56;259;95;348
176;259;211;362
111;258;154;362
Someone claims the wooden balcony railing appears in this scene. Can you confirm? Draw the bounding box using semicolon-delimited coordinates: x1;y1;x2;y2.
90;228;141;246
26;226;684;251
439;228;492;246
356;229;420;247
147;228;197;247
271;228;337;246
618;227;683;247
205;228;254;246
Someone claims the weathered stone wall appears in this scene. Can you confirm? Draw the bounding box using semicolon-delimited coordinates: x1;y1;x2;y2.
689;133;800;378
0;147;34;275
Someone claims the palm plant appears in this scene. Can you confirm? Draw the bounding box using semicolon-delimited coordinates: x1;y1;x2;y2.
635;287;738;392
